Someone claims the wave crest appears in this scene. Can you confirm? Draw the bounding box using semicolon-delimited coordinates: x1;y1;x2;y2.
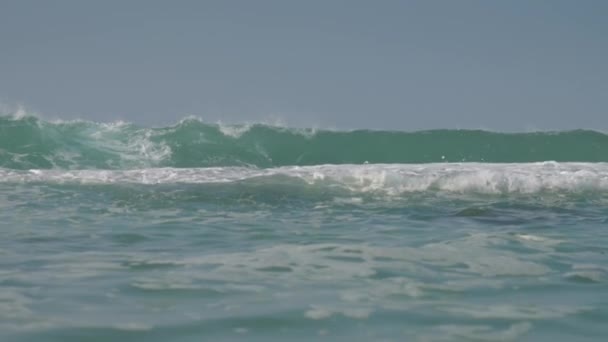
2;115;608;170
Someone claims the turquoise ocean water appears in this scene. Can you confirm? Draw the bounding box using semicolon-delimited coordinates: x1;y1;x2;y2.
1;115;608;341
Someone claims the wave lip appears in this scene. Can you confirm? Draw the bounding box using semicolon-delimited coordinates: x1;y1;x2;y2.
2;115;608;170
2;163;608;195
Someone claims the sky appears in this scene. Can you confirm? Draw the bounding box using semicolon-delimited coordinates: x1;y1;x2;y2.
1;0;607;131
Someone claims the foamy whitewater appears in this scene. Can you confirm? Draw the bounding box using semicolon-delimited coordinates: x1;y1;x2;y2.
1;115;608;341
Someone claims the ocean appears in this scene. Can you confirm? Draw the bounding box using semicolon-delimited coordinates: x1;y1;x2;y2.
1;115;608;341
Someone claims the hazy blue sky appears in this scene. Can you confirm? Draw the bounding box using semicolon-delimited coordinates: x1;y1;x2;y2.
1;0;607;130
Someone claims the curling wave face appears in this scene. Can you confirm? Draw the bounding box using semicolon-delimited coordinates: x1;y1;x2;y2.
2;115;608;170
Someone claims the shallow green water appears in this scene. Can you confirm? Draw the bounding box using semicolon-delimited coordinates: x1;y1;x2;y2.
2;166;608;341
2;115;608;170
1;116;608;341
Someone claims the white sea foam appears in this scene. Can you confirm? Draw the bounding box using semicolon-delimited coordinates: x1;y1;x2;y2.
304;306;372;320
217;121;253;138
442;304;588;320
2;162;608;195
87;123;172;166
0;104;33;120
126;233;552;299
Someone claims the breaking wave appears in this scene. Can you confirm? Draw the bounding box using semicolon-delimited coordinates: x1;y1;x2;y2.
2;163;608;196
2;115;608;170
